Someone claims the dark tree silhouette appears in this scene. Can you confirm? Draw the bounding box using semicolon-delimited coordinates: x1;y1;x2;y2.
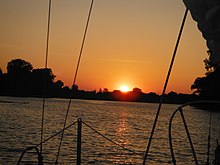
204;50;218;75
103;88;109;93
54;80;64;89
31;68;56;96
0;58;71;97
0;68;7;95
191;51;220;100
132;87;142;93
72;84;78;92
7;58;33;74
5;59;33;95
192;68;220;100
0;68;2;76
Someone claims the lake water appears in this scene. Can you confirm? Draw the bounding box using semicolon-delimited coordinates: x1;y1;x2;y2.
0;96;220;164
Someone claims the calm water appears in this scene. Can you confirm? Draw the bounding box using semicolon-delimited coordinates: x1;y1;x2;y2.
0;96;220;164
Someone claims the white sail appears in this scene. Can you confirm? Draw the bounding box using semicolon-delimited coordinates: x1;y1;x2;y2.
183;0;220;66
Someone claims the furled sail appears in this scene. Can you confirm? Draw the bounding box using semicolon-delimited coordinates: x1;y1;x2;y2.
183;0;220;66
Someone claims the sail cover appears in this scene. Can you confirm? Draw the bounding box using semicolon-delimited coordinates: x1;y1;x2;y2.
183;0;220;66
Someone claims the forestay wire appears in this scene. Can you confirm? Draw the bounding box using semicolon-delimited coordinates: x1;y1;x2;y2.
142;8;189;164
40;0;52;155
55;0;95;164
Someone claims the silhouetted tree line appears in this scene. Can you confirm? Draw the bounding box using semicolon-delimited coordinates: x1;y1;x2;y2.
0;59;72;97
191;51;220;100
71;87;197;104
0;58;199;103
190;51;220;110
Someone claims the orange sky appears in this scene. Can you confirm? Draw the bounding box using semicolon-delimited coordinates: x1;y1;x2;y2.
0;0;208;94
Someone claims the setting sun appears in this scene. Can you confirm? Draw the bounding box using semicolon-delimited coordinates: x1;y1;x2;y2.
120;85;130;92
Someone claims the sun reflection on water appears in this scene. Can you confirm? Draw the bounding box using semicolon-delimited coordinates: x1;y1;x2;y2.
116;111;128;147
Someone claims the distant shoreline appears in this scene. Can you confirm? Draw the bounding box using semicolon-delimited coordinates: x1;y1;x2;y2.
0;92;198;105
0;100;28;104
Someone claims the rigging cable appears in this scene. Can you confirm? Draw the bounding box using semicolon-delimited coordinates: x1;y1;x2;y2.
40;0;52;156
142;8;189;165
37;121;78;147
206;111;212;165
54;0;95;164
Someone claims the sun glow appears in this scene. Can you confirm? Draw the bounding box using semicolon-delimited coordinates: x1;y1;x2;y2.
120;85;130;92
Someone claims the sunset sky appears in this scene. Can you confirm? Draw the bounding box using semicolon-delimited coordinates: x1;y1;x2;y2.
0;0;208;94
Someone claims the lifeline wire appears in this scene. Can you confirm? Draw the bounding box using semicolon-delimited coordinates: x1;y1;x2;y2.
82;120;144;157
16;121;77;164
142;8;188;165
37;121;78;147
55;0;95;164
40;0;52;155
